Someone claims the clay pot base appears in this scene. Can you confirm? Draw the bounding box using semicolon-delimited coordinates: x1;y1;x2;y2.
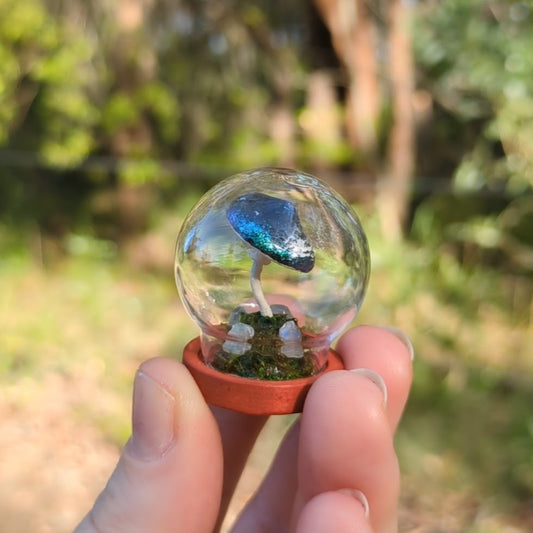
182;337;345;415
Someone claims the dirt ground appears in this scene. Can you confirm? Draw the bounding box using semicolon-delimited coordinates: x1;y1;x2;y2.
0;366;286;533
3;371;531;533
0;373;118;533
2;256;531;533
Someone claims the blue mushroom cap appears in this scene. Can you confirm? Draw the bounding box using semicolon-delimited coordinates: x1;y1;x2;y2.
227;193;315;273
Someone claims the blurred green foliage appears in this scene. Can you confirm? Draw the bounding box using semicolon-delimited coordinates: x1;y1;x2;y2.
0;0;532;264
413;0;533;277
0;1;532;530
0;0;97;165
2;197;532;530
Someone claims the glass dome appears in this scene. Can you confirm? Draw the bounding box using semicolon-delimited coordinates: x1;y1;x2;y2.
175;168;370;380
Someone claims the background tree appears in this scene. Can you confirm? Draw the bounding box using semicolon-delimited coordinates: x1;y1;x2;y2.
313;0;381;158
413;0;533;274
379;0;415;241
0;0;532;266
1;3;533;531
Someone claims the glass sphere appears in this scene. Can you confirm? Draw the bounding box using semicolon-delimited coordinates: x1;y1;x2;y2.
175;168;370;380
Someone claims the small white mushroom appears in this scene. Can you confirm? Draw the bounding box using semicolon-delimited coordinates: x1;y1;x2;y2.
281;343;304;359
279;320;304;359
229;306;247;325
279;320;301;341
223;340;252;356
228;322;255;340
222;322;255;355
270;304;293;318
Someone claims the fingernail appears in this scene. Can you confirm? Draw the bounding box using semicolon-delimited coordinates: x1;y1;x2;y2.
129;370;176;460
350;368;388;407
338;488;370;519
380;325;415;361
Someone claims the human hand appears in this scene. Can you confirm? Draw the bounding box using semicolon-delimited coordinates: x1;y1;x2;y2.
74;325;413;533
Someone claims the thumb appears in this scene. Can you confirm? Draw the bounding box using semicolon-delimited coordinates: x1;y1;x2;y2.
74;358;223;533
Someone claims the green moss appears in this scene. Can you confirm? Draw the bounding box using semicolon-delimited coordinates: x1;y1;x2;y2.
211;311;317;380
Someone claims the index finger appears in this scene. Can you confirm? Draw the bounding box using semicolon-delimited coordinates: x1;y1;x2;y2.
336;325;414;431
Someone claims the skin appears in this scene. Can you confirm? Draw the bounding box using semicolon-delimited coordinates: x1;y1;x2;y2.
74;325;413;533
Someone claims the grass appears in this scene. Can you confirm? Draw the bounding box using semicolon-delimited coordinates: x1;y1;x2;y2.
0;245;191;442
1;205;532;532
358;215;533;531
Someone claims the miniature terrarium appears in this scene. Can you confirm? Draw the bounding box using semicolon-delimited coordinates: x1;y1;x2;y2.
175;167;370;389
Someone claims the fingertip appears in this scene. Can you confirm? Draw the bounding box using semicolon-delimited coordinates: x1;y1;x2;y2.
295;491;372;533
336;325;413;430
378;325;415;360
337;325;413;366
350;368;388;407
128;368;177;461
306;369;387;423
136;357;215;425
303;369;392;464
136;357;198;399
299;368;400;533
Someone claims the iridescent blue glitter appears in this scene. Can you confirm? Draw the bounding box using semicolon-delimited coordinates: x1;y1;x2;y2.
227;193;315;273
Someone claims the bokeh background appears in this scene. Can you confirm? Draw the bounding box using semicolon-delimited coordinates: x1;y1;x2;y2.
1;0;533;531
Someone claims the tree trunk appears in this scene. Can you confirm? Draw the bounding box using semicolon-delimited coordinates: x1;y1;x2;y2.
110;0;156;159
313;0;380;157
299;70;342;169
379;0;415;241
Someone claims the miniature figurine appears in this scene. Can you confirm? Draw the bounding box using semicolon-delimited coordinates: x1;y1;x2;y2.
175;167;369;388
226;192;315;317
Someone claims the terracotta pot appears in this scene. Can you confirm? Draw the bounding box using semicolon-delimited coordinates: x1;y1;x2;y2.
182;337;345;415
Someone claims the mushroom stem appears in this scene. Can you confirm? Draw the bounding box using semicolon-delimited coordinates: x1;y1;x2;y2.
249;252;273;317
